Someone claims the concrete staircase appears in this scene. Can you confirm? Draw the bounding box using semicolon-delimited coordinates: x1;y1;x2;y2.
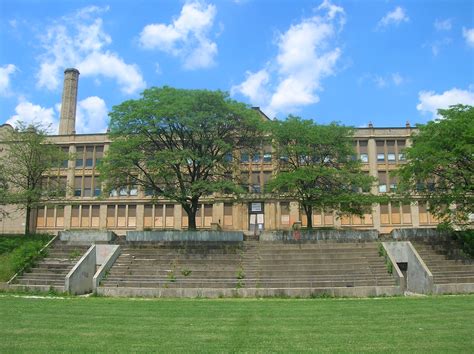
242;241;395;288
9;241;89;292
99;241;396;296
413;241;474;285
101;242;243;289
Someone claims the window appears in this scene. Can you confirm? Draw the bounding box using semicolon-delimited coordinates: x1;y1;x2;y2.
252;153;260;163
398;153;405;161
85;158;94;167
387;153;396;162
224;203;233;226
377;153;385;162
76;159;83;168
83;176;92;197
378;184;387;193
224;153;232;162
360;153;368;163
74;176;82;197
240;153;249;163
263;152;272;163
129;186;138;196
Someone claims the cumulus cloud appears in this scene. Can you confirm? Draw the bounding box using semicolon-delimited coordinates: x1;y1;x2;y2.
231;0;345;117
75;96;108;133
463;27;474;47
377;7;409;29
0;64;17;96
417;88;474;119
434;18;452;31
6;99;58;133
36;6;145;94
139;1;218;70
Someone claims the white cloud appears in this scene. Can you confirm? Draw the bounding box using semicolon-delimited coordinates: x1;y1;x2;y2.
417;88;474;119
6;99;58;133
36;6;145;94
434;18;452;31
139;1;218;70
392;72;404;86
231;69;270;104
377;7;409;29
0;64;17;96
463;27;474;47
75;96;108;133
231;1;345;117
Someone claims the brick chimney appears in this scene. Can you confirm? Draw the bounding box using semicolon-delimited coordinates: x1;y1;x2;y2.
58;68;80;135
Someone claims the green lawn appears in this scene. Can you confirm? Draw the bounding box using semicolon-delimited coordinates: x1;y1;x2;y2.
0;295;473;352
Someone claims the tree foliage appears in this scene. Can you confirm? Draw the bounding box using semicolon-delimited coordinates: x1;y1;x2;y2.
267;116;380;228
0;123;67;234
396;105;474;227
100;86;265;230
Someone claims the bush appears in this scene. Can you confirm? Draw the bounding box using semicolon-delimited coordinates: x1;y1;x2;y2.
452;230;474;258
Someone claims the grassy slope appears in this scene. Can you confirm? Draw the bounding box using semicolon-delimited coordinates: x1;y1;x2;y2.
0;235;52;282
0;295;473;352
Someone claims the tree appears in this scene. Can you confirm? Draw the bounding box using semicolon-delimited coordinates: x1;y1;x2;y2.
100;86;265;230
396;105;474;228
267;116;379;229
0;123;67;234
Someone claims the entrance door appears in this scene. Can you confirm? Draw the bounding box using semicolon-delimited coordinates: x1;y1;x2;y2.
249;202;264;232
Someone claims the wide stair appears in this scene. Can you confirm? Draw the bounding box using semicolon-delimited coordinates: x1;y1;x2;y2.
10;241;89;292
413;241;474;285
243;241;396;289
100;241;396;291
101;242;243;289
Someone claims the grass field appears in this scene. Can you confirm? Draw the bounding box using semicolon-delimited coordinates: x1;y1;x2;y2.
0;295;473;352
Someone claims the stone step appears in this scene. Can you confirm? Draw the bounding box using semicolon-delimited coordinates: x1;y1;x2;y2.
16;278;65;286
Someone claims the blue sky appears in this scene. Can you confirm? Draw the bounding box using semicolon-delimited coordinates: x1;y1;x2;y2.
1;0;473;134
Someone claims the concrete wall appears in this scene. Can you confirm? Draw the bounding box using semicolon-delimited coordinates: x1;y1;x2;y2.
260;229;379;242
65;245;96;295
383;241;433;294
93;245;121;291
381;243;406;292
391;228;448;240
126;231;244;242
97;285;402;298
59;230;116;244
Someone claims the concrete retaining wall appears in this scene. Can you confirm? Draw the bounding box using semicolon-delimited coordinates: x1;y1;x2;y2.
391;228;448;240
59;230;116;244
381;243;406;292
433;283;474;294
260;229;379;242
65;245;96;295
383;241;433;294
93;245;121;291
126;231;244;242
97;285;402;298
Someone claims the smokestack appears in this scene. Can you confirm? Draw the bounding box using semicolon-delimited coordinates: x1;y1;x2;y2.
58;68;80;135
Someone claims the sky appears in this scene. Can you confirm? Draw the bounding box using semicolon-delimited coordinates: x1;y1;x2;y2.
0;0;473;134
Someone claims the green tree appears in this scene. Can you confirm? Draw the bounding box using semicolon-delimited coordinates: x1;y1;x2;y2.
267;116;379;229
100;86;265;230
396;105;474;227
0;123;67;234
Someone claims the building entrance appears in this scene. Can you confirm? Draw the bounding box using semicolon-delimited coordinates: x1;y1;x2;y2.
249;202;264;232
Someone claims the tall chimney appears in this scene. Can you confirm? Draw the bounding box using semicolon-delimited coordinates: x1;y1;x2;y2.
58;68;80;135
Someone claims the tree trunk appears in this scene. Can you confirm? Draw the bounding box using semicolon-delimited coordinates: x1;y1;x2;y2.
25;205;31;235
188;209;197;230
304;204;313;229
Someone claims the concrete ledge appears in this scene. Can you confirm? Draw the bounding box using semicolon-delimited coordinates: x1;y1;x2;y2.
7;284;65;293
97;285;402;298
93;245;121;291
59;230;116;244
126;231;244;242
433;283;474;295
259;230;379;242
65;245;96;295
